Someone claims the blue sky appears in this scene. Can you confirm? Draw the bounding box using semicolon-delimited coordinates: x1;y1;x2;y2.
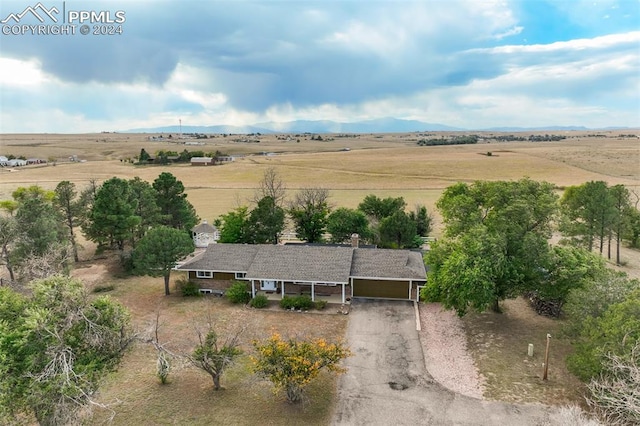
0;0;638;132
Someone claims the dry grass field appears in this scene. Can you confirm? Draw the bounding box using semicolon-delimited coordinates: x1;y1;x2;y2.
1;131;638;235
1;130;639;422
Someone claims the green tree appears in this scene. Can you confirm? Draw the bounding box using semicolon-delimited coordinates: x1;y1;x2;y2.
288;188;330;243
423;227;509;316
326;207;370;243
138;148;151;163
531;246;606;316
378;210;418;248
0;276;132;425
423;178;558;314
187;326;242;391
409;204;432;237
624;207;640;248
53;181;82;262
128;177;162;245
12;186;69;281
218;206;251;243
152;172;198;231
252;333;351;403
0;200;18;216
560;181;616;253
563;269;638;341
608;185;631;264
248;196;285;244
0;216;18;281
567;290;640;381
358;195;406;221
85;177;140;250
76;179;100;230
132;226;194;295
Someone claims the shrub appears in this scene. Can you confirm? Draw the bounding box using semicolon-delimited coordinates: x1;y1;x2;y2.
250;294;269;309
176;278;201;297
295;295;313;310
314;300;327;310
280;295;314;310
280;296;295;310
226;281;251;304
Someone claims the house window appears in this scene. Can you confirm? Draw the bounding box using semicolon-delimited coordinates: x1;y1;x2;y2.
235;272;247;280
196;271;213;279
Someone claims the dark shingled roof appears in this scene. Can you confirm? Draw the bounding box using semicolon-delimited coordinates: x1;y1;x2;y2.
350;249;426;280
247;245;354;283
177;244;259;272
178;244;426;282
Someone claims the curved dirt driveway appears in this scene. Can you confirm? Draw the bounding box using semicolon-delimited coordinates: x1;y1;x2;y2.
332;300;559;425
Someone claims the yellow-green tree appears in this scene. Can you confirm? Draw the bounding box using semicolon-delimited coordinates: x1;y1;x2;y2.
252;334;351;403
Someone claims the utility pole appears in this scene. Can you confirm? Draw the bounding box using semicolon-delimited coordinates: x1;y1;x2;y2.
542;333;551;381
179;118;182;139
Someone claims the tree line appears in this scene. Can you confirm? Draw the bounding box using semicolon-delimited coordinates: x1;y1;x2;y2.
421;178;639;424
215;168;432;249
0;172;198;287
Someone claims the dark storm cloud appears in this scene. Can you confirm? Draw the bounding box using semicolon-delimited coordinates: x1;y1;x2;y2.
0;1;515;110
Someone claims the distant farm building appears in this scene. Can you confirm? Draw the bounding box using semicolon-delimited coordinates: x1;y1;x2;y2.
190;157;215;166
217;156;235;163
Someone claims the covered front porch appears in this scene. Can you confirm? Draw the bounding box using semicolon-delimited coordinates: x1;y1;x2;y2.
250;279;351;304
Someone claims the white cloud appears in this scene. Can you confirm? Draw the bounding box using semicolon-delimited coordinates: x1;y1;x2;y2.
0;57;49;87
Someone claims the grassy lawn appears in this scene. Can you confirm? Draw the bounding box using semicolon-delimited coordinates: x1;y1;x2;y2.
87;266;348;425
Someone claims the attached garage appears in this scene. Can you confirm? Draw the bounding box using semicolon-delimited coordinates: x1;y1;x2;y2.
350;249;426;301
352;278;410;299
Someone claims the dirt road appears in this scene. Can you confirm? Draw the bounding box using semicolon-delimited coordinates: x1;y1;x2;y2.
332;300;559;425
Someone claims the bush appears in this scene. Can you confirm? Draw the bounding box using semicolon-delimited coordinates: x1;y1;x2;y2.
176;278;201;297
314;300;327;310
226;281;251;304
250;294;269;308
280;296;295;310
279;295;314;310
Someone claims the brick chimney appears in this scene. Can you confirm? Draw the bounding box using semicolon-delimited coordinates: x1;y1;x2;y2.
351;233;360;248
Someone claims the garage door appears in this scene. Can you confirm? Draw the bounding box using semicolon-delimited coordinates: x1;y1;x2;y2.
352;279;409;299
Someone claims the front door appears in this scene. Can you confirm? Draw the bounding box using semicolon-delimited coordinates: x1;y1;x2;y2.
260;280;277;291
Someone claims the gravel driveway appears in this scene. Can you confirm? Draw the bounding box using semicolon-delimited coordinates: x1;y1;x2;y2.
332;299;558;425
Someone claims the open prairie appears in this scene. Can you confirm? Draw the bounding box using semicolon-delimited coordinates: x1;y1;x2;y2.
1;130;638;235
2;131;639;423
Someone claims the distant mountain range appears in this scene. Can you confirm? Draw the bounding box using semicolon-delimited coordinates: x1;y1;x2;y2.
124;118;622;134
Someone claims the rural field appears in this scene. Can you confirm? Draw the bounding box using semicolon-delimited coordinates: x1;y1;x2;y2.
1;130;639;424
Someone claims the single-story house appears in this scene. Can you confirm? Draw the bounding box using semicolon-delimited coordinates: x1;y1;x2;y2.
190;157;215;166
176;244;426;303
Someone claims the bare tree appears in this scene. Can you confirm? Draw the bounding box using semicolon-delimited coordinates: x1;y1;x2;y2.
254;167;286;207
15;243;72;283
586;342;640;425
145;309;177;384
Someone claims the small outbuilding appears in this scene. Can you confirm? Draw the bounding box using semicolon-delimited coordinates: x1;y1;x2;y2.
191;220;219;247
190;157;215;166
